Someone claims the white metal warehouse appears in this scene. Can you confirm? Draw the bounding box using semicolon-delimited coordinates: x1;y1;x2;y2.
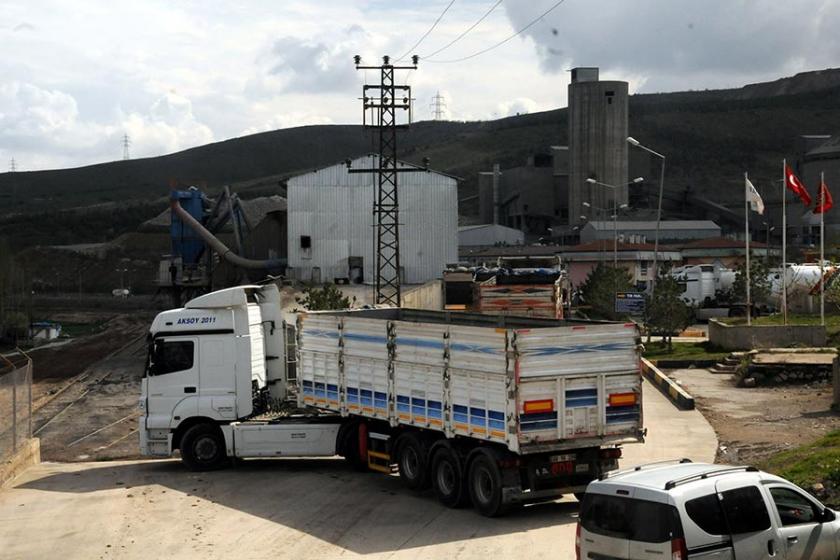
286;155;458;285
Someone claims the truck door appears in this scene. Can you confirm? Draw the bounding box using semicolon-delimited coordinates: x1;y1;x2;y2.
145;337;199;429
767;485;835;560
715;479;780;560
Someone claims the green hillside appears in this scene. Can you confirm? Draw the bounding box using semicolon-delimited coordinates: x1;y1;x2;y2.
1;68;840;250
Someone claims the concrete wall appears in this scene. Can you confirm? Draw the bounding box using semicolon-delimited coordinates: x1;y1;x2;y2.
402;280;443;311
1;438;39;489
708;318;827;350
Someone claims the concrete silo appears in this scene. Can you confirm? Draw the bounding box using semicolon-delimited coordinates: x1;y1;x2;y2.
568;67;629;225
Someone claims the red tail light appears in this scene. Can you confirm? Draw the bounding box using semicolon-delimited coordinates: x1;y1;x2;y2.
599;447;622;460
671;537;687;560
575;522;581;560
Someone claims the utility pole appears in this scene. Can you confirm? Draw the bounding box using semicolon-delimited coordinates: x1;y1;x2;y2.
429;91;446;120
351;54;422;307
122;134;131;160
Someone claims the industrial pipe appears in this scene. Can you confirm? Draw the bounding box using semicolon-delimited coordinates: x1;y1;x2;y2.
170;198;286;270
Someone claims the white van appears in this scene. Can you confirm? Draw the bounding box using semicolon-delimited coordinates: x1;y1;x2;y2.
577;460;840;560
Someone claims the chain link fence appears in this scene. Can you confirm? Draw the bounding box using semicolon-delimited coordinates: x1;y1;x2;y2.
0;350;32;463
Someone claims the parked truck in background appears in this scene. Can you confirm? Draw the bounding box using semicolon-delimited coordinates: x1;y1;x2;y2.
139;284;644;516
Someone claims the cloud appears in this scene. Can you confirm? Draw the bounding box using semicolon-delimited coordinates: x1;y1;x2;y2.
504;0;840;92
264;33;361;94
0;81;213;169
13;22;35;32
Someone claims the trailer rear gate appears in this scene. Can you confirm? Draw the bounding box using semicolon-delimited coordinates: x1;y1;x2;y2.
297;309;642;455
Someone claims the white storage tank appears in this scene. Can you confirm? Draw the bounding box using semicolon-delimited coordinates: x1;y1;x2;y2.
286;155;458;285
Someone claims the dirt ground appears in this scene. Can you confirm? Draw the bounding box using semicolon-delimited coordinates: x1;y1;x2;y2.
669;368;840;465
24;311;153;462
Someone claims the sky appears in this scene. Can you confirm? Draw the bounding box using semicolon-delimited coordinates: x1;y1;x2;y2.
1;0;839;171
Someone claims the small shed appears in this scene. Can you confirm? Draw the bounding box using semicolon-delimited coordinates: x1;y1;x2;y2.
30;321;61;341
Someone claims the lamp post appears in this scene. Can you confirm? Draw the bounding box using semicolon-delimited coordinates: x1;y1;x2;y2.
585;177;643;267
627;136;666;293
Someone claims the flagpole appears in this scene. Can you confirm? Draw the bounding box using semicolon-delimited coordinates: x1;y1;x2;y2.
821;170;825;326
745;172;752;326
782;159;788;325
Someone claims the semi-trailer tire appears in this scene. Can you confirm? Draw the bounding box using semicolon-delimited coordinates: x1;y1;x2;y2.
431;445;470;508
396;433;429;490
467;451;507;517
180;423;227;471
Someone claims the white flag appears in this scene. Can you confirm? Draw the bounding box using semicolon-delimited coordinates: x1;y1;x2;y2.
746;177;765;214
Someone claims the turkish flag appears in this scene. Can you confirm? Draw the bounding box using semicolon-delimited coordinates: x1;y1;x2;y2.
785;164;812;206
814;180;834;214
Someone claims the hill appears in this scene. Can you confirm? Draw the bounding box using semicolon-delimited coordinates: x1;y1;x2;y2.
2;67;840;250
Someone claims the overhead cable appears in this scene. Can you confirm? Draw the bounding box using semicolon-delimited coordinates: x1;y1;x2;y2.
424;0;568;63
420;0;504;60
395;0;457;62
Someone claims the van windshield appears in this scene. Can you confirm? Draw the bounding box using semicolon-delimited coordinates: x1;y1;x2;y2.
580;493;683;543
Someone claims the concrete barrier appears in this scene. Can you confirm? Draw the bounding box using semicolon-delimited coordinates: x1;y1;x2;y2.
0;438;40;489
708;318;826;351
402;280;443;310
640;358;695;410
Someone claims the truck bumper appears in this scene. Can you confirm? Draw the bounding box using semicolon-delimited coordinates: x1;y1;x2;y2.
138;417;172;457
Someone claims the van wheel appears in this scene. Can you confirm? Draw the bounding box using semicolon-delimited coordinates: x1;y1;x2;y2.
432;446;470;508
468;452;508;517
397;433;429;490
180;423;227;471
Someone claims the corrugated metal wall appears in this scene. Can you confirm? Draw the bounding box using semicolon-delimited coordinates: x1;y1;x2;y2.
288;157;458;284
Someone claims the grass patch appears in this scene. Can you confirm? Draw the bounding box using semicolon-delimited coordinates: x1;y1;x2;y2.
642;341;729;362
760;430;840;491
57;321;107;338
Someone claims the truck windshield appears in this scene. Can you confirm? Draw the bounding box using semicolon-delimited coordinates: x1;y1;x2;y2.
580;493;683;543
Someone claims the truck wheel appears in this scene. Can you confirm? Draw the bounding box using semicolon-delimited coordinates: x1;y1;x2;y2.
180;423;227;471
432;446;469;508
396;433;429;490
468;452;507;517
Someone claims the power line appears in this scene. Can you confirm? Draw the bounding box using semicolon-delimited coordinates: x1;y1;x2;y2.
420;0;503;60
424;0;568;63
395;0;457;62
430;91;447;120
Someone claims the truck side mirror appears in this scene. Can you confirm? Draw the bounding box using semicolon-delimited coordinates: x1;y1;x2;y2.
148;340;164;376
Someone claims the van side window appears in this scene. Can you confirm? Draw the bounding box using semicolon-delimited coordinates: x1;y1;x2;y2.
152;340;194;376
720;486;772;533
685;493;727;535
770;487;819;526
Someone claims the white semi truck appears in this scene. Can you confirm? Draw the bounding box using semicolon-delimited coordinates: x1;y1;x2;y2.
139;284;644;516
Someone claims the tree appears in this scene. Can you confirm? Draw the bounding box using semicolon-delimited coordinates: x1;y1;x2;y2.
577;263;634;320
732;258;771;305
645;269;694;351
295;283;355;311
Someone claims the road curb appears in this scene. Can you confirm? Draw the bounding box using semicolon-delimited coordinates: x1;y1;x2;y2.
641;358;695;410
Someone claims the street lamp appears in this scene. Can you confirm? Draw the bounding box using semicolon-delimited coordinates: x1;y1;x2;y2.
585;178;643;267
627;136;666;293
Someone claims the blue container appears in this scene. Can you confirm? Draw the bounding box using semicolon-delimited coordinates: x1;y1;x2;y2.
170;189;205;265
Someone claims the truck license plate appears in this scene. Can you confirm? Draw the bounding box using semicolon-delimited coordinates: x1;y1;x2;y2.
536;461;575;477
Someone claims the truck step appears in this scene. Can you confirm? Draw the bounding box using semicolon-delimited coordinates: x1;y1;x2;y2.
367;450;395;474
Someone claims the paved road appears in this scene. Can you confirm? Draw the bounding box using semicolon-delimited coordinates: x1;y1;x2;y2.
0;383;717;560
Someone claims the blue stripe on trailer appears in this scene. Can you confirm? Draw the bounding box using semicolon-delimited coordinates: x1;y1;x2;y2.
566;397;598;408
607;412;640;424
450;342;502;355
488;410;504;421
428;400;442;410
412;397;426;407
520;411;557;422
521;420;558;431
524;342;634;357
489;419;505;430
396;395;409;404
395;337;445;350
566;388;597;398
469;407;486;417
428;408;442;419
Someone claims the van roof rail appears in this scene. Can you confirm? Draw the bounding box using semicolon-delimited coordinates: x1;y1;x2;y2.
599;458;693;481
664;466;758;490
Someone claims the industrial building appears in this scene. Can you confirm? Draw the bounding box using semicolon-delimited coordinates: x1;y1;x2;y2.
560;241;682;290
458;224;524;247
568;67;629;226
579;220;722;244
286;156;458;284
476;147;569;235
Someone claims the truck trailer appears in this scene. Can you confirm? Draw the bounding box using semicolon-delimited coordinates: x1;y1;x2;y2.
139;284;644;516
